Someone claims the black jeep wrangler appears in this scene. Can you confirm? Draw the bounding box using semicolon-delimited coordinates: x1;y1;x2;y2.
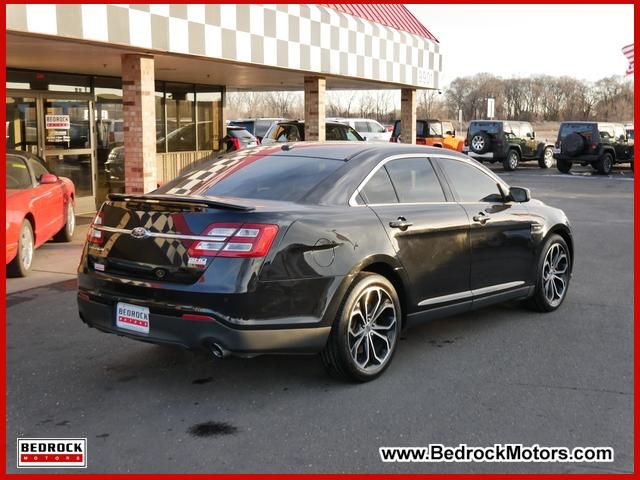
554;121;634;174
463;120;555;171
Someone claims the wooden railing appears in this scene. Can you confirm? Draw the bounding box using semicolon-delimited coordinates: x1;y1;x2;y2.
156;150;215;184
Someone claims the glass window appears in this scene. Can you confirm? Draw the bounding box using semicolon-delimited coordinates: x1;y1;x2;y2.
439;159;504;203
345;126;362;141
370;121;386;133
43;98;91;150
27;157;49;180
156;154;344;202
428;121;443;137
7;69;90;92
163;83;196;152
559;123;595;139
155;85;165;153
5;97;38;153
254;120;276;139
326;124;344;141
361;168;398;204
469;121;502;136
613;124;627;141
196;88;222;151
6;155;33;189
354;121;369;132
384;158;445;203
520;122;533;137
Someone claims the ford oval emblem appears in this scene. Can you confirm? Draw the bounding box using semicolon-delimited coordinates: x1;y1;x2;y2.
130;227;149;239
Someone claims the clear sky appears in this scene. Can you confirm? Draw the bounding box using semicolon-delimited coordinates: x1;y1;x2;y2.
407;4;635;86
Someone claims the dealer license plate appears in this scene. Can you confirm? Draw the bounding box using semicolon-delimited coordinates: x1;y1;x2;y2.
116;302;150;334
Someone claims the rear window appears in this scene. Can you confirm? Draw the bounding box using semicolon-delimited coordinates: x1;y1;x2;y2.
392;120;440;138
229;121;254;134
228;128;255;140
156;153;344;202
469;122;503;135
559;123;595;139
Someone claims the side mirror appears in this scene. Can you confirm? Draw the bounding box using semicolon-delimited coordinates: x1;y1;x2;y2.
39;173;59;184
509;186;531;203
445;130;453;136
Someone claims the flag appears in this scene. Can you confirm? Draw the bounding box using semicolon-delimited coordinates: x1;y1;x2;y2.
622;43;634;75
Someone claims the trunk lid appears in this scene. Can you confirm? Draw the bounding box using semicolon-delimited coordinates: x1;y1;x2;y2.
87;194;277;284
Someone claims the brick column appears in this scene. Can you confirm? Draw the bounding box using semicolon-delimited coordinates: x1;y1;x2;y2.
122;54;157;193
304;76;326;142
400;88;417;145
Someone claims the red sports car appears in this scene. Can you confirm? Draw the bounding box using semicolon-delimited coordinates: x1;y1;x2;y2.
6;150;76;277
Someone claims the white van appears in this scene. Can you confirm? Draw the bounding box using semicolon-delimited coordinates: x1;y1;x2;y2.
328;118;391;142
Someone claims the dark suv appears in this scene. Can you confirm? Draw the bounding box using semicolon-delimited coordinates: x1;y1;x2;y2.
463;120;555;171
554;122;634;174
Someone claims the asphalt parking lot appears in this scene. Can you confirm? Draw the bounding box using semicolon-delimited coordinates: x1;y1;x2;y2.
5;163;634;474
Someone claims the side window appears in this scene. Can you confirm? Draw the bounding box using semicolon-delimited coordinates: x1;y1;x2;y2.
371;121;386;134
6;155;33;189
599;125;615;140
520;123;532;138
384;158;445;203
354;121;369;132
361;168;398;204
27;157;50;180
438;159;504;203
345;127;361;141
613;125;627;141
326;124;344;141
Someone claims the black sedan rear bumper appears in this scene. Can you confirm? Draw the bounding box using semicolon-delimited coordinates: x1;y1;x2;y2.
78;294;331;355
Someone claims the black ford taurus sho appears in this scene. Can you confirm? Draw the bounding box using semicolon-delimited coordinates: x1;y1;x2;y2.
77;143;573;381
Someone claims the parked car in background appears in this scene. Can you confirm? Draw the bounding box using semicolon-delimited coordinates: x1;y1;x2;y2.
222;126;260;152
78;143;573;382
6;150;76;277
328;118;391;142
625;124;634;146
106;126;258;192
228;118;286;142
261;120;364;144
463;120;555;171
554;121;634;174
441;121;464;152
390;119;444;147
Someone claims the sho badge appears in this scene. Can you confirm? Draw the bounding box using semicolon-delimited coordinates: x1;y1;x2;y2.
187;257;208;268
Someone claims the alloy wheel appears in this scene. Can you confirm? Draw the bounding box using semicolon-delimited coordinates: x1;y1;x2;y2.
509;151;519;169
66;203;76;237
471;135;485;151
542;243;569;307
543;148;554;167
20;223;34;271
347;286;398;373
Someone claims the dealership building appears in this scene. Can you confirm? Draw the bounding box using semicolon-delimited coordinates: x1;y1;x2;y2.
6;4;442;212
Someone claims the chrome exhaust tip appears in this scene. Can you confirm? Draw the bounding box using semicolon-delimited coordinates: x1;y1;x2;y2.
208;342;230;359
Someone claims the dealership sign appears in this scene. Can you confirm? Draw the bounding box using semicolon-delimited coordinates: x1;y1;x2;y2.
45;114;70;129
17;438;87;468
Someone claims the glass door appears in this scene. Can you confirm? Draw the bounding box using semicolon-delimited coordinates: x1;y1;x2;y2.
42;96;96;213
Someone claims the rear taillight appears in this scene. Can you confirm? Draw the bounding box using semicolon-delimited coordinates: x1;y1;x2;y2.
555;141;560;148
390;136;397;143
88;212;105;245
416;137;426;145
189;222;279;258
592;144;598;150
464;138;468;146
232;137;242;150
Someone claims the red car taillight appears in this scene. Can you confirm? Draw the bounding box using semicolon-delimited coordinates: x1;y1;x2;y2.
188;222;279;258
416;137;426;145
231;137;242;151
389;136;397;143
464;138;468;146
87;211;105;245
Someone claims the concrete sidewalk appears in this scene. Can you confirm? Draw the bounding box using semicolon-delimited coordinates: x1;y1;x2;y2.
5;215;93;295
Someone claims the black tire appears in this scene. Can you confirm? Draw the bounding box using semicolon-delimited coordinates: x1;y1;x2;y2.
469;131;491;154
526;234;571;312
596;152;613;175
503;149;520;171
7;220;34;278
561;133;585;157
53;201;75;242
320;273;401;382
557;158;572;174
538;146;554;169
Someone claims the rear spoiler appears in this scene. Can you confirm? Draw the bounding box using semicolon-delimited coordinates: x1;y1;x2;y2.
107;193;255;211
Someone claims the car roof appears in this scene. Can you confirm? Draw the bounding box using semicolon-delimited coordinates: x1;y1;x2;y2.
245;141;472;162
275;120;351;127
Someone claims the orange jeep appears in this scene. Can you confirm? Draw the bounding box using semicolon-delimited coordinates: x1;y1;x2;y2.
390;119;463;151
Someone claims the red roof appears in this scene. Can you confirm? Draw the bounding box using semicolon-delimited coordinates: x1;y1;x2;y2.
321;4;438;43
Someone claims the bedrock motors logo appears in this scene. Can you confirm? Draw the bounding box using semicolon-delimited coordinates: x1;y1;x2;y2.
17;438;87;468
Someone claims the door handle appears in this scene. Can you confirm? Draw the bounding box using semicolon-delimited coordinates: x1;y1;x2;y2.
389;217;413;230
472;212;490;224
